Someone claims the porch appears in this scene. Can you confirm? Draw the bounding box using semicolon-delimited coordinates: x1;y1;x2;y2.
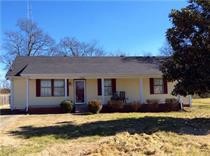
10;77;182;112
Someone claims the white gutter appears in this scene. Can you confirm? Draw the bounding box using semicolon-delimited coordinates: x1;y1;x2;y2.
10;79;14;111
189;95;192;107
20;73;163;79
64;78;67;99
26;78;29;112
101;78;104;105
139;78;144;103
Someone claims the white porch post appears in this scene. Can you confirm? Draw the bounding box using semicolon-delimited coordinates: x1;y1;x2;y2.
178;95;183;110
65;78;67;98
189;95;192;107
10;79;14;111
139;78;144;103
26;78;29;112
101;78;104;105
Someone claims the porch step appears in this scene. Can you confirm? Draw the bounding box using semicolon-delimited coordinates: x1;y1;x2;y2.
74;105;88;113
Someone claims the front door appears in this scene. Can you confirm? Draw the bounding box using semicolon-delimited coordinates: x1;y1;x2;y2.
74;80;85;104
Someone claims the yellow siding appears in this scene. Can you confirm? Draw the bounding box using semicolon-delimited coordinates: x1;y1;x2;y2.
86;79;101;102
13;78;26;109
29;79;70;108
68;79;74;100
116;78;139;102
12;77;190;109
143;78;176;103
85;78;140;103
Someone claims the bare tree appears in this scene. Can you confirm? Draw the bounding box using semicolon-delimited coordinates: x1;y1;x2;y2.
142;51;152;57
0;19;55;68
160;41;174;56
0;79;10;89
108;49;128;56
57;37;105;56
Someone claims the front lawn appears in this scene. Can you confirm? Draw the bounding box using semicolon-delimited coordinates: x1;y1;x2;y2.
0;99;210;156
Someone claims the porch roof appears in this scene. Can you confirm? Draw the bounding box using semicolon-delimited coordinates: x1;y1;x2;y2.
6;56;165;78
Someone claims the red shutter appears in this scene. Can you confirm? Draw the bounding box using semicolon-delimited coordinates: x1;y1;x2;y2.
51;79;54;96
36;79;40;97
163;78;168;94
97;79;102;96
150;78;154;94
67;79;69;96
112;79;116;94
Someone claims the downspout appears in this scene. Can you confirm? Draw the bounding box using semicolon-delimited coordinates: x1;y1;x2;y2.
178;95;183;110
10;78;14;111
101;78;104;105
65;78;67;99
26;78;29;112
189;95;192;107
139;78;144;103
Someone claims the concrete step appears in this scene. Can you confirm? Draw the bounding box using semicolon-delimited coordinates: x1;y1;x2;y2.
74;104;88;113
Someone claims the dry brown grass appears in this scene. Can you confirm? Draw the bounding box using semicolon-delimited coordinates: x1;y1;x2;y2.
0;99;210;156
192;98;210;104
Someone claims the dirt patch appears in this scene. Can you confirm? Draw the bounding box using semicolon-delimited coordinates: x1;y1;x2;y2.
82;132;210;156
0;115;23;131
29;141;99;156
28;132;210;156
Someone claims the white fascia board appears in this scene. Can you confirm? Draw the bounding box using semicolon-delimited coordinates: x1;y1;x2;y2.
20;73;163;79
6;76;24;80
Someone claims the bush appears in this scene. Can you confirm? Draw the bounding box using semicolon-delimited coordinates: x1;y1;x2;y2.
88;100;102;114
140;103;160;112
124;101;142;112
100;104;110;113
146;99;159;104
107;100;124;112
164;98;180;111
165;98;178;104
130;101;142;112
60;100;73;113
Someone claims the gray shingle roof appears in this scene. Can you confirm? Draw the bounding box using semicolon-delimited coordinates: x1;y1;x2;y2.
6;56;165;77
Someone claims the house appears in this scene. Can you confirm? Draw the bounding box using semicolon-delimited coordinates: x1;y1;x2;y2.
6;56;191;112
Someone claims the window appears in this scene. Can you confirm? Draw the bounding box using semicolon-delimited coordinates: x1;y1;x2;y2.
104;79;112;96
54;80;65;96
40;80;52;96
40;79;65;97
153;78;164;94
